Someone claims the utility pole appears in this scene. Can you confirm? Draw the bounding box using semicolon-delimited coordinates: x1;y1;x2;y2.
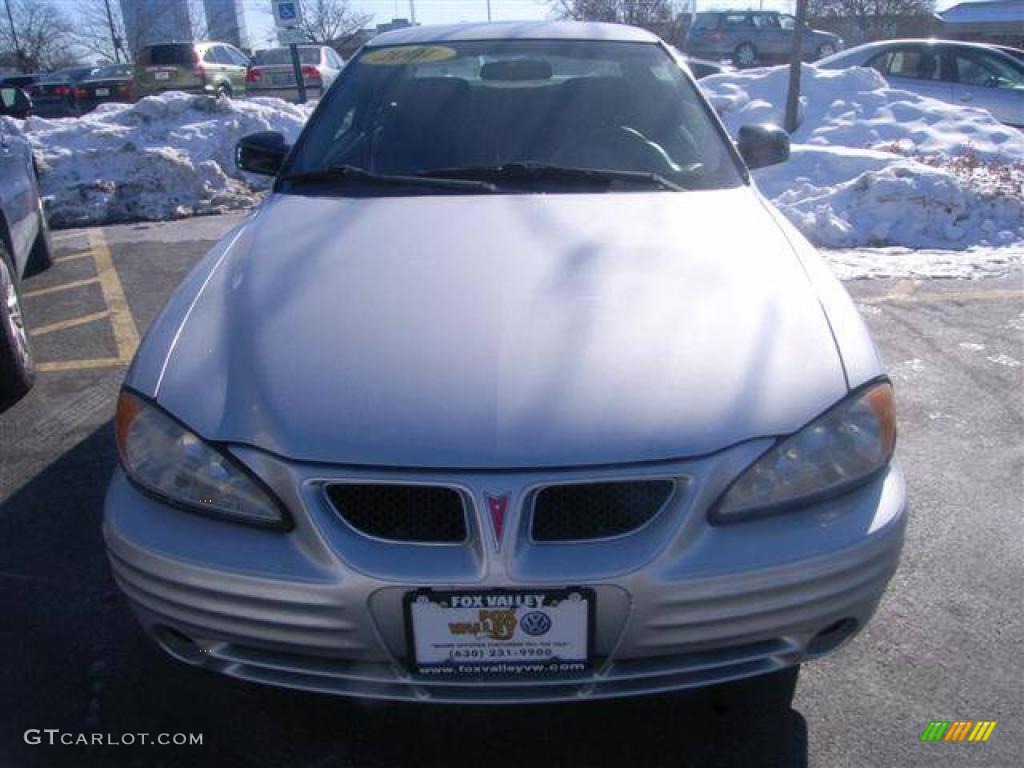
4;0;23;72
408;0;416;25
102;0;121;63
486;0;492;21
784;0;808;134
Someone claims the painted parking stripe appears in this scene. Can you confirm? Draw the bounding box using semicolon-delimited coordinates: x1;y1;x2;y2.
36;357;123;373
23;277;101;299
53;251;94;264
88;228;139;363
30;310;111;337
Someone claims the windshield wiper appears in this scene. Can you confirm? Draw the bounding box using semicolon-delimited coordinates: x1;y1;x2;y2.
280;164;497;193
418;162;685;192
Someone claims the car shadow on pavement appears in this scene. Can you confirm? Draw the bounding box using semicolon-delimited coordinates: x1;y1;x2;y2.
0;423;808;768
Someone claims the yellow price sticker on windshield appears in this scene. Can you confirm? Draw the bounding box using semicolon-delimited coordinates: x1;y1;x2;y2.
362;46;457;66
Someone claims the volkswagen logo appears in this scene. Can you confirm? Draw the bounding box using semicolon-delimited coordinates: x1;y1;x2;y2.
519;611;552;636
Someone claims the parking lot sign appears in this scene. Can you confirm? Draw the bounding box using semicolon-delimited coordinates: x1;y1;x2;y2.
273;0;301;28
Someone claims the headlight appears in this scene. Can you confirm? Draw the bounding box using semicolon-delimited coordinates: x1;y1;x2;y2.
114;390;289;528
711;381;896;523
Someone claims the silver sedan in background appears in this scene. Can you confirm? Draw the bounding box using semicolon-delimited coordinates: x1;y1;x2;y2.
818;39;1024;128
245;45;345;102
106;21;906;704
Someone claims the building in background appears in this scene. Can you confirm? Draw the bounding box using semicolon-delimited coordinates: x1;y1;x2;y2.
936;0;1024;46
119;0;193;53
204;0;249;49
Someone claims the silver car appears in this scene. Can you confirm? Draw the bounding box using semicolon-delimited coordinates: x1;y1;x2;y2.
246;45;345;102
105;21;906;704
818;39;1024;128
684;10;843;68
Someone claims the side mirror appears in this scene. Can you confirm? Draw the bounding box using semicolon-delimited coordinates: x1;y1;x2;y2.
0;87;32;119
236;131;290;176
737;124;790;170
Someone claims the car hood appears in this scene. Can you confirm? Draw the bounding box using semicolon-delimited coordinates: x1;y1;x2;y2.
153;188;847;468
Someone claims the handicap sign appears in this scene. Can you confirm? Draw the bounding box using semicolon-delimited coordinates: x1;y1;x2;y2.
274;1;300;27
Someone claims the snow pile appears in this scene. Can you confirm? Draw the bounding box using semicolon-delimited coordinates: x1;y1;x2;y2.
701;65;1024;249
3;92;315;227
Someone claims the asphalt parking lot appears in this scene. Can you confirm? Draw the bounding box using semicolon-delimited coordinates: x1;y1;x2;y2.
0;214;1021;768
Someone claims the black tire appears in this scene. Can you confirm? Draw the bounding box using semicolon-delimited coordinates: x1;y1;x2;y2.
216;84;232;100
0;245;35;411
735;42;758;68
707;665;800;716
25;193;53;277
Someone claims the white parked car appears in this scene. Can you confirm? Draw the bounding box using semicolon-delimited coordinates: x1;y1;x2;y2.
106;21;906;704
246;45;345;102
818;39;1024;128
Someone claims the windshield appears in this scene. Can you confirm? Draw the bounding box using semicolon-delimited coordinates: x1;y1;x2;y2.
254;48;320;65
287;40;743;193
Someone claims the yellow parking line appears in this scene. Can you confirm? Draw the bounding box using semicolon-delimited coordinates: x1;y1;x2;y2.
23;277;101;299
36;357;124;373
54;251;93;264
30;310;110;336
88;229;140;363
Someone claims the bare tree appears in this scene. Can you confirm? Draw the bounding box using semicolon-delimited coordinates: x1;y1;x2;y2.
76;0;128;64
808;0;934;38
0;0;76;71
297;0;371;46
549;0;681;27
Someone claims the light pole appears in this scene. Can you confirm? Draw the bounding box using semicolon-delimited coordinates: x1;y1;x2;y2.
4;0;24;71
486;0;492;21
102;0;121;63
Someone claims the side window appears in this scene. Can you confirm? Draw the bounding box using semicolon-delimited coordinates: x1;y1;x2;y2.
885;48;941;81
867;51;892;74
954;51;1024;88
779;14;795;31
229;47;249;67
753;14;779;29
203;47;224;64
723;14;752;28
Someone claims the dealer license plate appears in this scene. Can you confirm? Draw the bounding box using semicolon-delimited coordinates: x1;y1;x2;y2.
95;88;109;96
154;71;171;81
406;588;593;677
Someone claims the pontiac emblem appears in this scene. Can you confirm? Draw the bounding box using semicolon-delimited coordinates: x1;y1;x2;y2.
484;494;510;550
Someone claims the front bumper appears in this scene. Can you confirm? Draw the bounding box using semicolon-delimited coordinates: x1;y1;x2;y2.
104;442;907;704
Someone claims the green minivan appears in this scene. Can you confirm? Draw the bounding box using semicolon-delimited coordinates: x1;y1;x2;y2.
134;42;250;99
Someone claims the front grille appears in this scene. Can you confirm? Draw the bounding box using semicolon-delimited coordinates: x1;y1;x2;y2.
325;484;467;543
531;480;675;542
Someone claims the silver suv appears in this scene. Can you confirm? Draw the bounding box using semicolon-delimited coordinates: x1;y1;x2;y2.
683;10;843;68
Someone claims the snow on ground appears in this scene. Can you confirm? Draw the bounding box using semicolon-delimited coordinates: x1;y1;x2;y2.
2;93;314;228
701;65;1024;251
4;69;1023;273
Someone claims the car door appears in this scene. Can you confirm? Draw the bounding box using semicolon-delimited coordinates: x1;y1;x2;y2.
224;45;250;92
868;45;954;105
754;13;787;57
0;126;35;272
946;46;1024;126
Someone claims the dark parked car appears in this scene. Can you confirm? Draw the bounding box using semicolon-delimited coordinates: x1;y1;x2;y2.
27;67;98;117
0;73;43;92
134;41;249;99
74;63;135;113
0;119;52;410
0;86;33;119
683;10;843;68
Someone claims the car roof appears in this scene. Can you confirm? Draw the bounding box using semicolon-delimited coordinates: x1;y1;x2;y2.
367;21;660;48
838;38;1015;54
